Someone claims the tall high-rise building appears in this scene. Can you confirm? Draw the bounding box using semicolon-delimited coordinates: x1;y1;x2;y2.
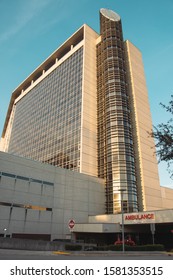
0;9;162;214
97;10;138;214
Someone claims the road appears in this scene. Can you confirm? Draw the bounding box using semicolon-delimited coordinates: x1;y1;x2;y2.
0;249;172;260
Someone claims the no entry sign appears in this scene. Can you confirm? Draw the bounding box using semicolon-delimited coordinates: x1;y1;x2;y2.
68;219;75;230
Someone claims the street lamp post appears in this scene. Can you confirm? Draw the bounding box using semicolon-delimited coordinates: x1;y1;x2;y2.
119;189;126;253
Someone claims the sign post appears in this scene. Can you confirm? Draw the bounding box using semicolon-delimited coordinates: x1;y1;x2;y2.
119;188;126;253
150;223;155;245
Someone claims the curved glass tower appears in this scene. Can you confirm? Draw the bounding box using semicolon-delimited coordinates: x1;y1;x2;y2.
97;9;138;213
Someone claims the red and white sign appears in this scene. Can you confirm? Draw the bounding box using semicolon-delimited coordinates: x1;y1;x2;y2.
125;213;155;221
68;219;75;230
124;212;155;224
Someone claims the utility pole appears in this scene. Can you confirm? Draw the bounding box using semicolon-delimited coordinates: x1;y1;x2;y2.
119;189;126;253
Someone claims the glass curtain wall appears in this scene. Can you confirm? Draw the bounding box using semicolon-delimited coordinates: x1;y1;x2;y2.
97;10;138;214
8;48;83;172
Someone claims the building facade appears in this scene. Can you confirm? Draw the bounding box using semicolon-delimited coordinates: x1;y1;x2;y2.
0;8;172;214
0;151;105;240
1;151;173;244
1;25;99;178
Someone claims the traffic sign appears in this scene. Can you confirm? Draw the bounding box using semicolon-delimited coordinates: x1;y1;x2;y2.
68;219;75;230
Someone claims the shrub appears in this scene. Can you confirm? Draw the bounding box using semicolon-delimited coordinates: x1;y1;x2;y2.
96;244;164;251
108;245;122;251
65;244;82;251
145;244;164;251
96;246;107;251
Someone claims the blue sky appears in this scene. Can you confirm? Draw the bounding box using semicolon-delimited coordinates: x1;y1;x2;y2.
0;0;173;187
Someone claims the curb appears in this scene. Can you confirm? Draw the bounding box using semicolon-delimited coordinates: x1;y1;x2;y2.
53;251;71;255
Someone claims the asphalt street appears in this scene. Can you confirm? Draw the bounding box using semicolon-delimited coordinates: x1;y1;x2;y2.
0;249;172;260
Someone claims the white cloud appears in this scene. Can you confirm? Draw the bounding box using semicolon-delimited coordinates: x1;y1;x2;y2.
0;0;54;43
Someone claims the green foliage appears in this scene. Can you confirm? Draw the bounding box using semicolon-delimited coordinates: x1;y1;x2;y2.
65;244;82;251
96;244;164;251
151;95;173;179
64;244;164;251
144;244;164;251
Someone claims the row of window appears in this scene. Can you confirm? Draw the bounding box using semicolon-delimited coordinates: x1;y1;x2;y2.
97;16;138;213
8;48;83;171
0;201;52;212
0;171;54;186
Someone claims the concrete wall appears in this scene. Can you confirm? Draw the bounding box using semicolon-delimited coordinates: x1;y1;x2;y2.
125;40;162;211
89;209;173;225
161;186;173;209
0;237;66;251
0;152;105;240
125;40;173;211
80;25;99;176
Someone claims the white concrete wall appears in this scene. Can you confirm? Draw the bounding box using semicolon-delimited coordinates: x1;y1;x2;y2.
80;25;99;176
0;152;105;240
89;209;173;225
125;41;162;211
161;186;173;209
